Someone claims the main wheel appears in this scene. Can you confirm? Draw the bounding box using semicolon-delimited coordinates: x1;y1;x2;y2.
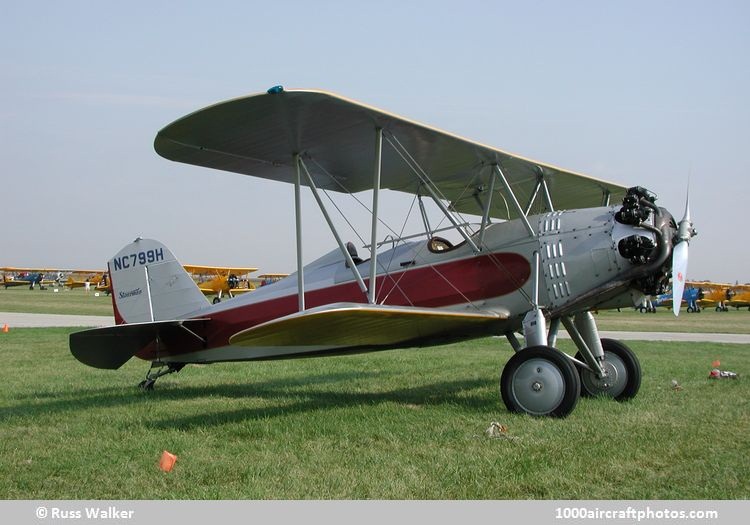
575;338;641;400
500;346;580;418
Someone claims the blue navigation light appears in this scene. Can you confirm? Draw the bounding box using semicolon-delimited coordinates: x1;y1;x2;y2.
267;85;284;94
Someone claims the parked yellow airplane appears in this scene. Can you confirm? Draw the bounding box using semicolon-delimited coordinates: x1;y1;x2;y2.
688;280;735;312
727;283;750;310
182;265;259;304
65;271;110;293
1;267;69;289
253;273;289;287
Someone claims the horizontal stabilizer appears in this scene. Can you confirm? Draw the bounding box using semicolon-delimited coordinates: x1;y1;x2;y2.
69;319;208;370
229;303;507;349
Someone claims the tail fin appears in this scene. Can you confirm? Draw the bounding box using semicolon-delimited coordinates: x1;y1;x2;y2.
109;238;207;323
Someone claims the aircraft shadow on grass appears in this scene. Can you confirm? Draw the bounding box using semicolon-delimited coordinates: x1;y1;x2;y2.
3;372;494;428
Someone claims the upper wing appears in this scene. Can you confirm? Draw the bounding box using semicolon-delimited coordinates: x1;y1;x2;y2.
183;264;258;275
155;89;626;219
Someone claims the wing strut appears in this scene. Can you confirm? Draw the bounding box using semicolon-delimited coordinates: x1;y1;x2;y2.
539;168;555;212
478;167;497;249
298;157;370;300
523;178;543;217
368;128;383;304
493;164;535;237
384;132;480;253
417;193;433;238
294;154;305;311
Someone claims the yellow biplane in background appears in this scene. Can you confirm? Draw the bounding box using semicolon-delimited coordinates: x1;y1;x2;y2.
65;271;111;293
182;265;259;304
687;280;734;312
2;267;67;289
252;273;290;288
727;283;750;311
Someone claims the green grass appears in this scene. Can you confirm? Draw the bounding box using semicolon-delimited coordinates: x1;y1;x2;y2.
0;287;114;316
592;307;750;334
1;328;748;499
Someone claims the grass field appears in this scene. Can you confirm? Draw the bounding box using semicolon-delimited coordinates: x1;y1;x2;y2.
0;287;114;316
1;327;748;499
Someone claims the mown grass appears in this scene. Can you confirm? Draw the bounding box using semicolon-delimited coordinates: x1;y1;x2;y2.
0;287;114;316
1;328;748;499
593;307;750;334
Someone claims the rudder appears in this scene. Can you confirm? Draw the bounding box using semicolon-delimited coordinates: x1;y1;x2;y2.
109;238;207;323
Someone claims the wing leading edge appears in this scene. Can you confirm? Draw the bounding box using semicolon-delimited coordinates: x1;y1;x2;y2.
154;89;626;220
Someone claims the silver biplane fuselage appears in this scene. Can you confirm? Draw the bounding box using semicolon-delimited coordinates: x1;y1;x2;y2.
70;88;691;418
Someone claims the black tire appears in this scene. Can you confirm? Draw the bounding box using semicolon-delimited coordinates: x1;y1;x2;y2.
575;338;641;400
212;297;221;304
501;346;580;418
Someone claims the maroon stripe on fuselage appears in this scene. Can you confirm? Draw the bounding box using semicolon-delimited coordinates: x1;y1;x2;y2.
135;252;530;360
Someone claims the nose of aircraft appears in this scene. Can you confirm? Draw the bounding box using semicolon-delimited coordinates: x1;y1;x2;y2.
614;187;694;304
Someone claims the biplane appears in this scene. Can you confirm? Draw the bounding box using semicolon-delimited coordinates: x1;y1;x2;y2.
727;284;750;311
646;284;704;313
687;281;733;312
1;267;59;289
69;87;695;417
182;264;259;304
254;273;289;287
65;271;110;293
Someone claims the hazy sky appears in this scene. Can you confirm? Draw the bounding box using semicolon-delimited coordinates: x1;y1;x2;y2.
2;1;748;283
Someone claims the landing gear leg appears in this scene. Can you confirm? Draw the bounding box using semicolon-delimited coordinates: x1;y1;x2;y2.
500;345;580;417
565;311;642;400
138;362;185;390
500;311;580;417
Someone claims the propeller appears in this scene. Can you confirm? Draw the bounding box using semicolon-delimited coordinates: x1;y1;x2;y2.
672;190;694;316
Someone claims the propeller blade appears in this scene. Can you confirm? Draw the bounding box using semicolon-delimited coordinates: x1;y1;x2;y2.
672;241;689;316
677;190;692;242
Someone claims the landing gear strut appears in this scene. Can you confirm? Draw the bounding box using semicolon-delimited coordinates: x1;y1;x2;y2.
575;338;641;400
500;310;642;417
138;362;185;390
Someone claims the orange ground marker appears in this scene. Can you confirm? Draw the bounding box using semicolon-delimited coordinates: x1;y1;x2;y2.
159;450;177;472
2;324;8;333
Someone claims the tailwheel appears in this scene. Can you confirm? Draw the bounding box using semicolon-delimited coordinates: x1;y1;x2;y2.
138;378;156;391
575;338;641;400
138;362;185;390
500;346;580;418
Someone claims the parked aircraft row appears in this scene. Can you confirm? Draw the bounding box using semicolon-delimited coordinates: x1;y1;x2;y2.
638;280;750;313
1;266;287;303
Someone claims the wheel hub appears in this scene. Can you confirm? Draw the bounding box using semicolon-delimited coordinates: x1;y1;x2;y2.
581;355;630;398
511;358;565;415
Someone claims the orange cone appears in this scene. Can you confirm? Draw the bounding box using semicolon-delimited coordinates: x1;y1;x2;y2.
2;324;8;333
159;450;177;472
712;360;721;368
